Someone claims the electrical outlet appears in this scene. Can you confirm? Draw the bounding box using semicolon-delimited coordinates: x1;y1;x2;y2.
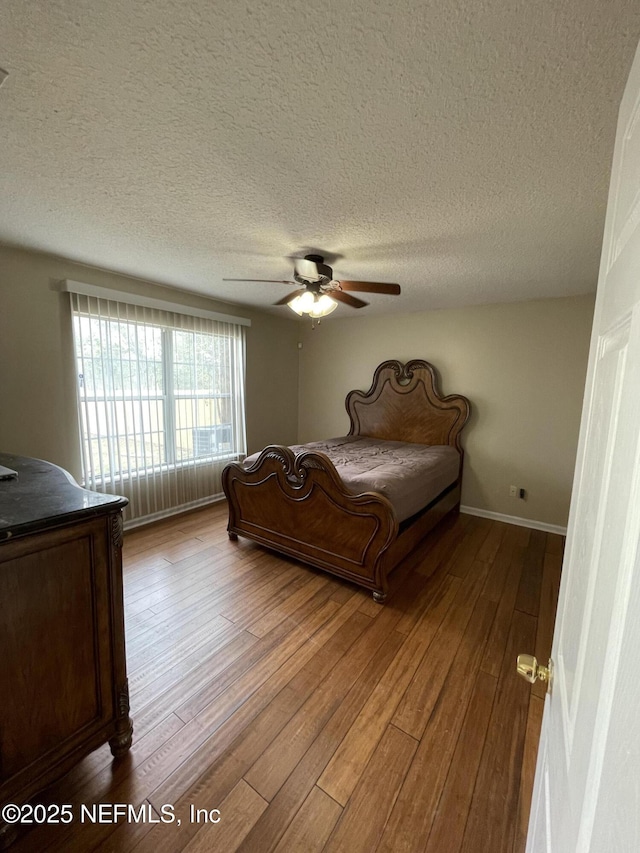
509;485;517;497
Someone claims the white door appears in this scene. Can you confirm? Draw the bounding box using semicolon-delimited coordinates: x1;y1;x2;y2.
526;40;640;852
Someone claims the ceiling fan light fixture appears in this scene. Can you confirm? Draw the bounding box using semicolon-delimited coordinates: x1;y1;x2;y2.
288;290;315;315
288;292;337;318
310;294;338;317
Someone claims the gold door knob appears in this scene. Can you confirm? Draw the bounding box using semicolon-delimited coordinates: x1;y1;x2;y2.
516;654;553;692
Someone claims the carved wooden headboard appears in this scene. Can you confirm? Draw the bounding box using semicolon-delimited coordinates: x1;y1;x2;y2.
346;359;470;451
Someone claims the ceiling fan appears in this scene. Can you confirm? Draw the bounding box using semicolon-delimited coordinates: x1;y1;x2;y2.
223;254;401;320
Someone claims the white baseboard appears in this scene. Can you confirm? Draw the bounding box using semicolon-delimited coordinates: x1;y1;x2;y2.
123;493;226;531
123;495;567;536
460;505;567;536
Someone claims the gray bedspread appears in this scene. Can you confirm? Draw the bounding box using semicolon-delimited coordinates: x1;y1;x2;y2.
243;435;460;522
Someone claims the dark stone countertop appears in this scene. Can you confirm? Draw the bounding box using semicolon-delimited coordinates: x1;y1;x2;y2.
0;453;128;541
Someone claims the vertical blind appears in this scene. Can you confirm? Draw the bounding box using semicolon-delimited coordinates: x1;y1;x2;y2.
69;292;247;525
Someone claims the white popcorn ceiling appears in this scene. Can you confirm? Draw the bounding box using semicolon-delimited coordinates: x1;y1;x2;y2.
1;0;639;317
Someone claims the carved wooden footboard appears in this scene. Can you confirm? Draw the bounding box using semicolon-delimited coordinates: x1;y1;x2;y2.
223;445;399;601
222;359;471;602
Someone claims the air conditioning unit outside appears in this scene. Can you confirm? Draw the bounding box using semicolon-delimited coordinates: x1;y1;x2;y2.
192;424;232;457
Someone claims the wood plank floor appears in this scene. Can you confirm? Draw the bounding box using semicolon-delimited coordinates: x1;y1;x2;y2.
13;503;562;853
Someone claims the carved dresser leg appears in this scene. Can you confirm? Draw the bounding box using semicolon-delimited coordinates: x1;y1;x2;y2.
228;530;238;541
109;679;133;757
372;590;387;604
109;727;133;758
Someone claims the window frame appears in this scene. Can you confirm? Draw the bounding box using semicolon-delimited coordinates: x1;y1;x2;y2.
73;312;244;487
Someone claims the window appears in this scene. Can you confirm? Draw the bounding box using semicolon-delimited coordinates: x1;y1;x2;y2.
68;289;247;521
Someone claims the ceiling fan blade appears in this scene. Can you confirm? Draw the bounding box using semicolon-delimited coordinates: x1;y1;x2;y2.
274;289;308;306
337;281;401;295
331;290;368;309
222;278;296;284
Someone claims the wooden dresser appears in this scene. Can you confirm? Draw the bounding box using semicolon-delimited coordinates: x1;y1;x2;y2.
0;454;132;849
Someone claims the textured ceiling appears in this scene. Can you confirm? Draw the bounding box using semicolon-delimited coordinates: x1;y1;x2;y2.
1;1;639;318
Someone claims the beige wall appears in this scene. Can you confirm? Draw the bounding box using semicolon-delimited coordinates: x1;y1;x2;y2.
0;245;299;481
0;243;593;529
298;294;595;528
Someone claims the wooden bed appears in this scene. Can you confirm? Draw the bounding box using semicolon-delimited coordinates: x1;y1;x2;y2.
222;359;470;602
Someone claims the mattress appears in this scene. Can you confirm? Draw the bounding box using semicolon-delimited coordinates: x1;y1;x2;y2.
243;435;460;522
